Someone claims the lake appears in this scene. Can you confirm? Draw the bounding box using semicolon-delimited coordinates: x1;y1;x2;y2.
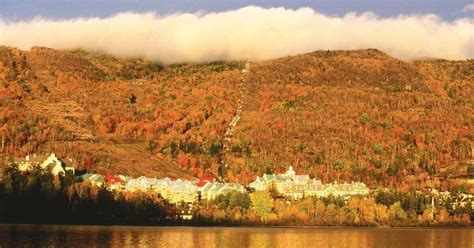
0;225;472;248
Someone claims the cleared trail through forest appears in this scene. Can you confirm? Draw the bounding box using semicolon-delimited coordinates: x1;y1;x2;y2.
218;61;250;180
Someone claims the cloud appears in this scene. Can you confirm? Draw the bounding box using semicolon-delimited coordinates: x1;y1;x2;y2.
0;6;473;63
463;3;474;12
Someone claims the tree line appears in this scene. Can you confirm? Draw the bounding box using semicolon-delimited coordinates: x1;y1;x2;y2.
0;165;166;225
193;189;471;227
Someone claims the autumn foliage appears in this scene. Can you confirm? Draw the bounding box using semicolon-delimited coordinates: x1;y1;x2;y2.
0;46;472;192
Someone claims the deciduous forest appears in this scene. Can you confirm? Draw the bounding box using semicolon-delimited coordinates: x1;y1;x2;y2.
0;46;472;191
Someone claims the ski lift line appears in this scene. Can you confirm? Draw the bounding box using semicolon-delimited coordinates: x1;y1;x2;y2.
219;61;251;182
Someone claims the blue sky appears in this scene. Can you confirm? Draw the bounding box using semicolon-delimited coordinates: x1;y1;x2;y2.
1;0;473;21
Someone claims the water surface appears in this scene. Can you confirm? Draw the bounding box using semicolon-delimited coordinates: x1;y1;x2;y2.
0;224;472;248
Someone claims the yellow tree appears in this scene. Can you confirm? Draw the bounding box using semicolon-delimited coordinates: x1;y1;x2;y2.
374;204;389;225
250;190;273;222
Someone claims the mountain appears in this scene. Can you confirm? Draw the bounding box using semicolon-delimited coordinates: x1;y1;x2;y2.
0;46;472;190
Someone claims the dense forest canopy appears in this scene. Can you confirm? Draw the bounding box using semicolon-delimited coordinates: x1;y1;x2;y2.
0;46;472;191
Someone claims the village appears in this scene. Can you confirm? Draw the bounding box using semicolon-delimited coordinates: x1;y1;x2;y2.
8;153;377;218
7;152;473;221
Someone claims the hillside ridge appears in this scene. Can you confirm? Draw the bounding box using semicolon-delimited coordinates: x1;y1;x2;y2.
0;46;472;191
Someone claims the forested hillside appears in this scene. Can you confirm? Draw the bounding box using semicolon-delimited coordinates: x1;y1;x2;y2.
0;46;472;190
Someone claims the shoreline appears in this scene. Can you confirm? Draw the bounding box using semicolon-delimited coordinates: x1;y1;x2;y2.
0;222;471;229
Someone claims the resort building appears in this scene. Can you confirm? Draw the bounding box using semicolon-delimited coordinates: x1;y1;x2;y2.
104;175;124;190
249;166;309;192
168;179;198;204
80;173;105;187
198;182;245;200
13;153;75;176
123;176;198;204
249;166;369;199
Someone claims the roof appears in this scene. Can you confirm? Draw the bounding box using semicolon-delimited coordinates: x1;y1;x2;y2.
197;175;215;187
202;182;245;194
294;175;309;180
105;175;124;184
263;174;276;182
209;184;224;192
311;179;322;185
80;173;92;179
88;174;104;182
169;180;197;192
117;175;130;182
199;182;213;191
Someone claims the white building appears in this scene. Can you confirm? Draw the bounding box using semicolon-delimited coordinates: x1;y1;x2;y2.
124;176;198;204
168;179;198;204
249;166;302;192
198;182;245;200
14;153;75;176
249;166;369;199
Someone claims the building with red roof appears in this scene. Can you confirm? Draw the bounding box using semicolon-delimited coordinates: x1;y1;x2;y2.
105;175;124;185
197;175;215;187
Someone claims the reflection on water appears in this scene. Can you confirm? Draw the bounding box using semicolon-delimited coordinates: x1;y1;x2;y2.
0;224;472;248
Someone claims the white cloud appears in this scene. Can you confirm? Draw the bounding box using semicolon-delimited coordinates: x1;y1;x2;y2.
463;3;474;12
0;6;473;63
